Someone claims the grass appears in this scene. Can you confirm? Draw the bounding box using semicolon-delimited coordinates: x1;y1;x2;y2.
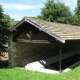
0;66;80;80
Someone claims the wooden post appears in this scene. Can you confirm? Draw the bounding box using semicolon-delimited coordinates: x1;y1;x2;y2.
59;43;62;73
29;30;33;41
8;34;13;67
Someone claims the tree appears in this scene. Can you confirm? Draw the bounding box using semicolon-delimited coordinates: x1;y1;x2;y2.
37;0;72;23
75;0;80;15
10;19;18;28
0;4;10;55
71;15;80;26
71;0;80;26
38;0;54;21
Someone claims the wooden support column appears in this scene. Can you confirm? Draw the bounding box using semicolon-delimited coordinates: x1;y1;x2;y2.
59;43;62;73
29;30;33;41
8;34;13;67
26;30;33;41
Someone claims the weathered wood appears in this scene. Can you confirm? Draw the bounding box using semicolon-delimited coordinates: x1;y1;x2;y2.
13;30;24;40
12;17;65;43
25;18;65;43
29;30;33;41
10;17;25;31
59;47;62;73
26;33;30;39
25;30;33;40
14;39;55;44
59;43;62;73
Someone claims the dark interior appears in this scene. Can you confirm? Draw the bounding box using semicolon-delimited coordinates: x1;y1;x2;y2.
45;54;80;71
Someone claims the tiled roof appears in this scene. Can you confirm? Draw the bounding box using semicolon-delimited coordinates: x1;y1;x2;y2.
11;17;80;43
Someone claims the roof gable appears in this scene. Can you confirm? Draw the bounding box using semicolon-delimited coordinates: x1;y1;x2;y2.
11;17;80;43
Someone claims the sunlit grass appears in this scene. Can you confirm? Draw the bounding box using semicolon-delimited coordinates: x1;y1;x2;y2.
0;66;80;80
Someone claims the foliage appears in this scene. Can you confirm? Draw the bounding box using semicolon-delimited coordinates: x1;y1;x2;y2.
37;0;72;23
0;66;80;80
0;4;18;56
0;4;10;54
10;19;18;28
75;0;80;15
71;15;80;26
37;0;80;26
72;0;80;26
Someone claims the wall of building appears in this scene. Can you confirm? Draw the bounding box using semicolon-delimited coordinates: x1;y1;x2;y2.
12;42;59;67
12;32;59;67
12;32;80;67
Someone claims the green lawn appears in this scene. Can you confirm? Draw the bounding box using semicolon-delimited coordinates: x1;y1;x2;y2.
0;66;80;80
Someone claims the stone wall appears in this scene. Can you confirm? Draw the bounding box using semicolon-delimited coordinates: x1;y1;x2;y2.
12;42;59;67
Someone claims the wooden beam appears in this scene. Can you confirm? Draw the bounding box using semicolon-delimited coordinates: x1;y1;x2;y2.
13;30;24;40
59;47;62;73
25;18;65;43
25;30;33;40
29;30;33;41
14;39;55;44
59;43;62;73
